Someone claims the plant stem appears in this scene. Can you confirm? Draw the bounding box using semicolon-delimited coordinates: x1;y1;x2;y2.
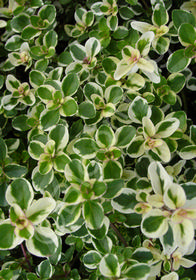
21;243;32;272
110;223;128;247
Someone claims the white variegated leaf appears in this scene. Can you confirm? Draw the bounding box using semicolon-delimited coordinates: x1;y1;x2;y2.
172;219;194;249
155;118;180;138
131;21;152;33
26;226;58;257
163;183;186;210
26;197;56;224
148;161;172;195
141;209;168;238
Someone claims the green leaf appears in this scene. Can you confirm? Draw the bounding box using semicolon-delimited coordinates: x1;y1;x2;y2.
128;96;151;123
99;254;120;277
11;13;30;32
103;160;122;179
83;250;102;269
172;9;196;29
119;6;134;20
167;73;185;93
83;200;104;229
28;140;45;160
190;125;196;144
84;11;94;26
107;15;118;31
181;182;196;200
60;97;78;117
115;125;136;148
49;124;69;151
4;164;27;179
29;70;45;88
12;115;31;131
74;138;99;159
37;259;54;279
57;204;81;228
164;183;186;210
5;35;24;51
32;167;54;191
104;179;124;199
113;26;129;39
155;118;179;138
62;73;79;96
39;154;53;175
124;263;150;279
87;161;102;180
40;109;60;131
179;145;196;159
85;37;101;58
36;85;54;102
179;23;196;46
136;31;154;57
58;51;73;66
96;125;115;148
6;178;33;210
154;36;170;55
65;159;86;184
84;82;103;100
0;183;8;207
63;187;82;204
105;85;123;104
127;136;145;158
26;227;58;257
39;4;56;24
44;30;58;48
160;224;175;255
132;248;153;263
152;3;168;26
70;43;86;61
88;216;109;239
112;188;137;213
78;101;96;119
0;138;7;164
53;152;70;172
0;221;22;250
26;273;39;280
27;197;56;224
148;161;171;195
30;0;43;7
141;209;168;238
102;57;117;74
167;49;191;73
22;26;41;40
92;236;113;254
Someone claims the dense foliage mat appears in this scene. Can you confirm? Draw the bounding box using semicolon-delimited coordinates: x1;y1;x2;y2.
0;0;196;279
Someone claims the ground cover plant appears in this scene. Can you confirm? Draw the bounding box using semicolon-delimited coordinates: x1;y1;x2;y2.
1;0;196;279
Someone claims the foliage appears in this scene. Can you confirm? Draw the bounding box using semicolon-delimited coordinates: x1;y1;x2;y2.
0;0;196;279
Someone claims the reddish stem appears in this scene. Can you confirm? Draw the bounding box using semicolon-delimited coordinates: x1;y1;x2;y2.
20;243;32;272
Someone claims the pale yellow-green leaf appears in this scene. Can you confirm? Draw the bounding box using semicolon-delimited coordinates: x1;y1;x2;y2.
172;219;194;249
163;183;186;210
142;117;156;138
152;140;171;162
137;58;154;73
114;59;136;80
131;21;152;33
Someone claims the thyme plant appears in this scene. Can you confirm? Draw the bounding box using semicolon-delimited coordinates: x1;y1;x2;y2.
0;0;196;279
